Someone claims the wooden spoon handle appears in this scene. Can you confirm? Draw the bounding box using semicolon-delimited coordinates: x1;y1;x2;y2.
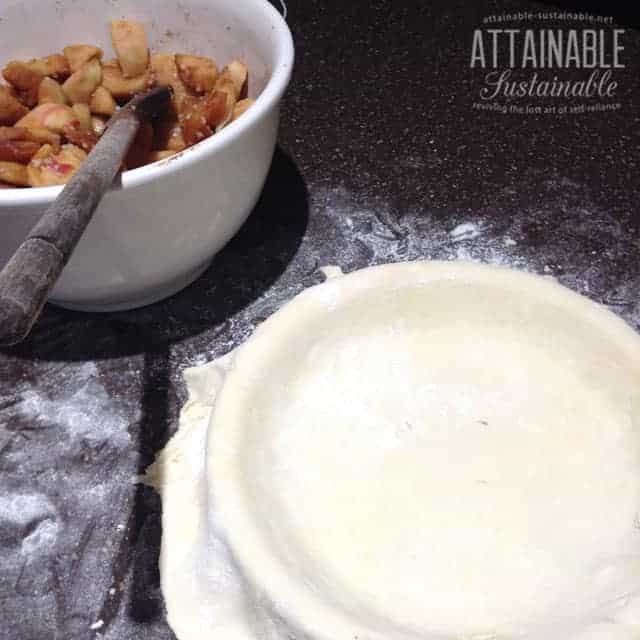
0;113;139;347
0;85;172;347
28;113;140;257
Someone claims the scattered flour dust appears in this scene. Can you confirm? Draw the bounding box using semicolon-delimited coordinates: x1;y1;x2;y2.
12;361;131;448
0;493;60;556
0;361;136;579
449;222;481;242
313;184;527;271
311;184;640;329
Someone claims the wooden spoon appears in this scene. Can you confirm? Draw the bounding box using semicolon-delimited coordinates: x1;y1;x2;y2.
0;86;172;347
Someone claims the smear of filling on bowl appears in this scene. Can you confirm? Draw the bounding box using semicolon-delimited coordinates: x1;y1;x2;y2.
0;19;253;188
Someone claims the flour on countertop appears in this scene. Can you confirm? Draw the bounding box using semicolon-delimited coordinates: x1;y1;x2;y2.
310;184;529;271
306;184;640;329
0;493;60;556
0;358;143;635
10;362;132;448
449;222;481;241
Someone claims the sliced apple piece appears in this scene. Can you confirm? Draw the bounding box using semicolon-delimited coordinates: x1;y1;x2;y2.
63;45;103;73
148;149;176;163
0;140;41;163
101;60;150;101
27;143;86;186
16;103;77;133
178;95;212;146
153;116;186;152
28;55;70;80
222;60;248;98
211;62;247;131
232;97;254;121
0;86;29;125
0;126;60;148
91;115;107;136
71;103;92;130
63;120;98;152
150;53;187;103
62;58;102;104
167;125;186;151
0;160;29;186
38;77;68;105
110;20;149;78
31;143;54;161
2;61;43;106
176;54;218;93
89;86;116;116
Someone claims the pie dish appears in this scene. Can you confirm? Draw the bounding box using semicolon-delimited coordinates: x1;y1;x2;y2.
206;261;640;640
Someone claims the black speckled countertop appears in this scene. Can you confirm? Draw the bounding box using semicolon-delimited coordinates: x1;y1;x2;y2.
1;1;639;638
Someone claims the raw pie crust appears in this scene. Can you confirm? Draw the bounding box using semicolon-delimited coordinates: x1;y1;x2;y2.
150;261;640;640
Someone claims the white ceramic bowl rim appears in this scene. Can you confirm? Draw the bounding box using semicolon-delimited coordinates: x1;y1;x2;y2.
0;0;294;207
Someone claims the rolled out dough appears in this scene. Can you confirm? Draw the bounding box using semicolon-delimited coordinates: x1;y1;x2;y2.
152;262;640;640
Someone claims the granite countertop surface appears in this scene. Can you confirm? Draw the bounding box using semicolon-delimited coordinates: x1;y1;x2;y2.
1;1;639;638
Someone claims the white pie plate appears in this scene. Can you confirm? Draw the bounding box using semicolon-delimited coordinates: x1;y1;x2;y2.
208;261;640;640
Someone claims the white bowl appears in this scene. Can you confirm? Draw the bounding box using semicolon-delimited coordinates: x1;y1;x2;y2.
0;0;293;311
208;261;640;640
